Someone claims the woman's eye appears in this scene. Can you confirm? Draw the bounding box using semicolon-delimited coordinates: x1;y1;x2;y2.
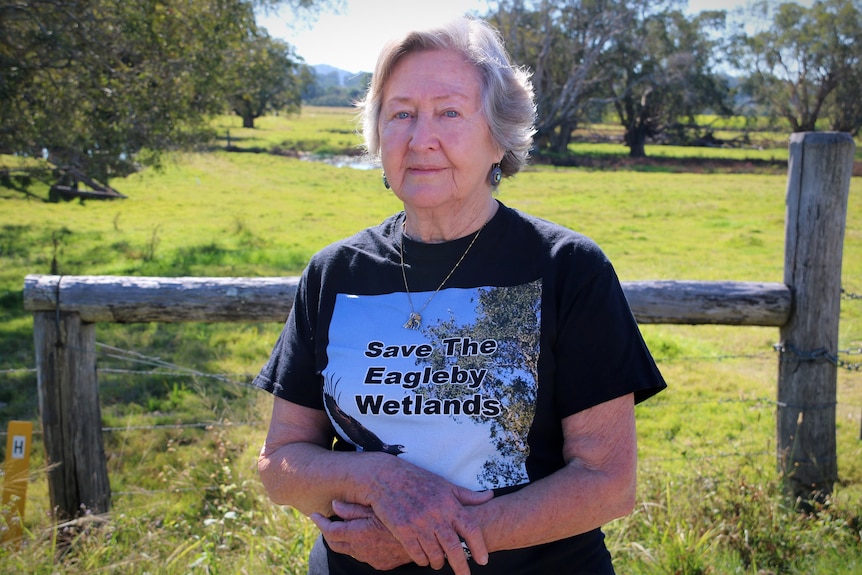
444;110;460;118
395;111;411;120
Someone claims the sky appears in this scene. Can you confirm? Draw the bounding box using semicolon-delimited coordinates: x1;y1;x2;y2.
256;0;776;74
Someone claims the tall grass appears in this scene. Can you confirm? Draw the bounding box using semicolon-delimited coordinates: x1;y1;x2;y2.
1;108;860;573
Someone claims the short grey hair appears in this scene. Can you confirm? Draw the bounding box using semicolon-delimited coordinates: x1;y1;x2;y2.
357;17;536;178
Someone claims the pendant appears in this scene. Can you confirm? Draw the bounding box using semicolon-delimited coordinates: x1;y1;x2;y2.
403;312;422;330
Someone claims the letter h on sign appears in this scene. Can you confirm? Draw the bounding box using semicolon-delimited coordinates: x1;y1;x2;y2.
12;436;26;459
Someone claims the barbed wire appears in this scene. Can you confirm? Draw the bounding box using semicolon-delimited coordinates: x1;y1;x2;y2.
653;352;773;364
774;342;862;371
113;485;220;496
5;338;860;378
95;342;257;388
641;450;774;463
842;288;862;300
3;341;860;393
98;367;256;387
652;345;862;371
637;395;861;412
100;420;255;433
3;396;856;436
2;342;859;441
0;420;255;438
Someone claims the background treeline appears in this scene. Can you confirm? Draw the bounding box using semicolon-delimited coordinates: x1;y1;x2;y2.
303;65;371;107
487;0;862;157
0;0;341;186
2;0;861;188
299;0;862;160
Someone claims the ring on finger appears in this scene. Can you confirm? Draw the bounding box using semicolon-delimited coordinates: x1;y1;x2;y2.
459;536;472;561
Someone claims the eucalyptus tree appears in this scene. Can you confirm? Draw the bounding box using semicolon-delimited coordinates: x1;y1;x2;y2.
487;0;731;158
489;0;633;154
730;0;862;136
226;32;311;129
603;2;732;157
0;0;338;188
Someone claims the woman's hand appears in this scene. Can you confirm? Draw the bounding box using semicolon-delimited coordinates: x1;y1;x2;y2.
259;399;492;573
336;454;493;575
312;503;411;570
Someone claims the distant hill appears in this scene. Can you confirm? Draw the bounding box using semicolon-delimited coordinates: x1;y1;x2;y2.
305;65;371;106
312;65;369;90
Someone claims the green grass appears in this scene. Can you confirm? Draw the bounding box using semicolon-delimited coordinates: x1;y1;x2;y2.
1;108;860;573
213;107;365;155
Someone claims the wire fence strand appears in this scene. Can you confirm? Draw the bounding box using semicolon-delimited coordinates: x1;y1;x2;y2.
2;342;860;450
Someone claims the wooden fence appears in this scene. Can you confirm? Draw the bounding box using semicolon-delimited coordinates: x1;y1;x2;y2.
22;132;855;520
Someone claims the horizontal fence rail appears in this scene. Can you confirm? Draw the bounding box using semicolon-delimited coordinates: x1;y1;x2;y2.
23;275;300;323
23;275;791;327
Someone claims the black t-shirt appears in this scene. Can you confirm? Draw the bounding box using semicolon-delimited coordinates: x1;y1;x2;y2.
255;202;666;573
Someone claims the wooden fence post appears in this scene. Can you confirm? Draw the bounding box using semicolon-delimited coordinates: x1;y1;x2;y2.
778;131;855;502
33;310;110;519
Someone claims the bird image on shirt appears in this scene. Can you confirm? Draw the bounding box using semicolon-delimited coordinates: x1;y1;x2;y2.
323;374;406;455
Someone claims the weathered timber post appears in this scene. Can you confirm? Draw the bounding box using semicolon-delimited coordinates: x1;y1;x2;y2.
33;310;110;519
778;132;855;502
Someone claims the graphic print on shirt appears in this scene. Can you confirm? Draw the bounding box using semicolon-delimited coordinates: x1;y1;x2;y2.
323;374;407;455
322;280;541;491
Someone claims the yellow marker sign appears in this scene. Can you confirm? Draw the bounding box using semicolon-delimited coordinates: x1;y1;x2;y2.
2;421;33;544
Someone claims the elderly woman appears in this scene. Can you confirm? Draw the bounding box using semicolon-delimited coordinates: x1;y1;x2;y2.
256;17;665;575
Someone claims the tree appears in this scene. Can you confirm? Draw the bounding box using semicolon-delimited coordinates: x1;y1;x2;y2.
0;0;339;189
489;0;633;154
604;3;732;157
225;32;310;128
417;282;542;489
730;0;862;135
1;0;248;185
488;0;731;157
826;62;862;135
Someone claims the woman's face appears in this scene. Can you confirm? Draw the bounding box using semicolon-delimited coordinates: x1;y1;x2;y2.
378;49;503;213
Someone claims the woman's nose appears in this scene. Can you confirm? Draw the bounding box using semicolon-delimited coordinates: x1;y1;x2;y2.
408;114;439;150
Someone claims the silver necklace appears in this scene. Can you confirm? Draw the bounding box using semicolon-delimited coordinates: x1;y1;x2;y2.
399;220;486;329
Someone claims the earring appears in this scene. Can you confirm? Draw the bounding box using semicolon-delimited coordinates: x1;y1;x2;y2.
490;163;503;187
383;173;390;189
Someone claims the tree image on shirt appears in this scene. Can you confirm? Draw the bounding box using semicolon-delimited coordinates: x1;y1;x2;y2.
416;281;541;488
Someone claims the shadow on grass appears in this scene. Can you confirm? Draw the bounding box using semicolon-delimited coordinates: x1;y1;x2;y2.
534;151;790;174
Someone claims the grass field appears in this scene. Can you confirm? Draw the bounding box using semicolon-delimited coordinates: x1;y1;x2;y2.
1;107;860;573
